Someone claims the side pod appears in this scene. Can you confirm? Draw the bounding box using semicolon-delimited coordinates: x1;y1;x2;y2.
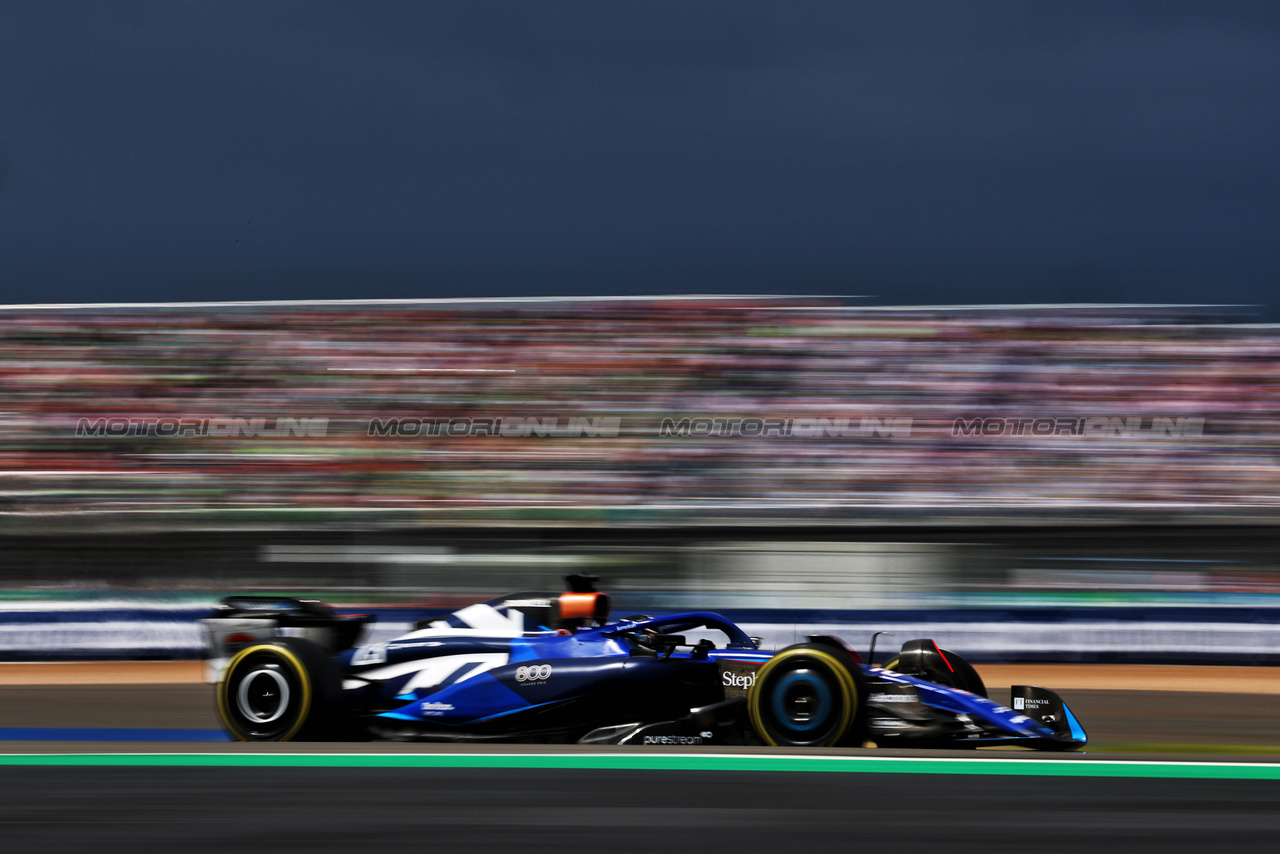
1011;685;1088;748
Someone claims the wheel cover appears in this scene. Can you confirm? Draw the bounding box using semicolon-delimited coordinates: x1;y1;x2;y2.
769;668;834;734
236;668;291;724
748;648;858;747
217;644;312;741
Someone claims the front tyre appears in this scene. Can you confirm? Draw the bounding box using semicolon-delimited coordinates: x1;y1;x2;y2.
216;638;342;741
747;643;864;747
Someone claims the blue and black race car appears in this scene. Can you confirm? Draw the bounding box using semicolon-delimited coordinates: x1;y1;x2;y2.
204;576;1086;750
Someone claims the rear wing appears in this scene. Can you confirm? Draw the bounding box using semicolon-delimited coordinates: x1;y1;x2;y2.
202;596;373;683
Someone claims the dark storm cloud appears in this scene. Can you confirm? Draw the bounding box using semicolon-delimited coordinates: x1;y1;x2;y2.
0;2;1277;310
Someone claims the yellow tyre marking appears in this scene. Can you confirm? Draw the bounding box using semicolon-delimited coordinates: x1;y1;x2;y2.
747;647;859;747
216;643;313;742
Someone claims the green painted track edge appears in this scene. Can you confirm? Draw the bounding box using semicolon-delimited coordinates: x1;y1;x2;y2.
4;753;1280;779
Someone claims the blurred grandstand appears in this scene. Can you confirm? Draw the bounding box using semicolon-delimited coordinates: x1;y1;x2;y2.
0;297;1276;531
4;296;1280;662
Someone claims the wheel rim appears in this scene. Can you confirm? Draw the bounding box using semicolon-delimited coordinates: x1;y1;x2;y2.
236;667;291;724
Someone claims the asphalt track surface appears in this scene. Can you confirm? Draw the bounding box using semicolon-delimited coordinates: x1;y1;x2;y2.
4;681;1280;852
4;761;1280;853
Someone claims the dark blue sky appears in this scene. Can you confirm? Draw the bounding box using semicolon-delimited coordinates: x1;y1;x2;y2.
2;2;1278;313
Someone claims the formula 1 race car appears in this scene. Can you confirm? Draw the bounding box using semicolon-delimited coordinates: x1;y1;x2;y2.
204;576;1087;750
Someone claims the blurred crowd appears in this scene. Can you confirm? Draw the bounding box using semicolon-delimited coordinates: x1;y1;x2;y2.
1;299;1277;527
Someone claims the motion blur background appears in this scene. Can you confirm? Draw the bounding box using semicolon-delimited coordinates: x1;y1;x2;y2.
2;4;1280;666
2;299;1280;664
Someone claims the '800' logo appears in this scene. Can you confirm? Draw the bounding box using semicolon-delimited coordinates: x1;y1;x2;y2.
515;664;553;683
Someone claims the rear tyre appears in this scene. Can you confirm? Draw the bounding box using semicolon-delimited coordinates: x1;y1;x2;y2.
747;643;863;747
216;637;343;741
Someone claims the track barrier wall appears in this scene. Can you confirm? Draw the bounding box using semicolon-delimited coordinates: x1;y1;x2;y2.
4;527;1280;663
4;602;1280;664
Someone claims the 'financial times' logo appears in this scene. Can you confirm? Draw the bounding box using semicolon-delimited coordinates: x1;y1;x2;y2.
515;664;553;683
